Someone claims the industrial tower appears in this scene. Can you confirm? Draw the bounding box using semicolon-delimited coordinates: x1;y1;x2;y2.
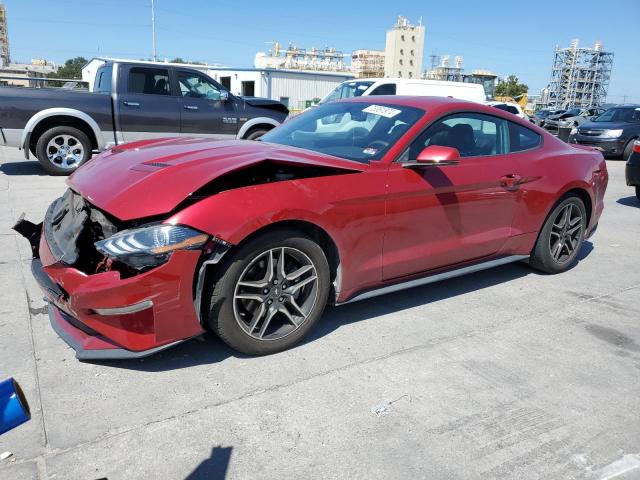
0;3;9;66
545;39;614;109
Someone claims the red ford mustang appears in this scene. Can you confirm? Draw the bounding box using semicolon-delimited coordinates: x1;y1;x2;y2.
15;97;608;360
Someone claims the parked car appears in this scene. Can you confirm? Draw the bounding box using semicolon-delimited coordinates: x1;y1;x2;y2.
485;101;528;120
531;108;566;127
15;96;607;360
625;140;640;200
543;107;606;135
319;78;487;104
0;61;288;175
569;105;640;159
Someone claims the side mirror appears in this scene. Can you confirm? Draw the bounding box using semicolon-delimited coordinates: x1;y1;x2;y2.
405;145;460;168
219;90;229;102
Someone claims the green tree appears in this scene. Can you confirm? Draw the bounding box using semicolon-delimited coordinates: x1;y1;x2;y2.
494;75;528;98
169;57;205;65
46;56;88;86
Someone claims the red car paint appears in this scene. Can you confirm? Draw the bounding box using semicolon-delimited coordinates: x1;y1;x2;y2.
34;96;608;358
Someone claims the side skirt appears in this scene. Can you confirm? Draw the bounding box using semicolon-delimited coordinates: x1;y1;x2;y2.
338;255;529;305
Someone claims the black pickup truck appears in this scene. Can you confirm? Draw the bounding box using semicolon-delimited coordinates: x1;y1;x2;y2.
0;60;289;174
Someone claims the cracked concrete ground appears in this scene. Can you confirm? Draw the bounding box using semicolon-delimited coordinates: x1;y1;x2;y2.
0;147;639;480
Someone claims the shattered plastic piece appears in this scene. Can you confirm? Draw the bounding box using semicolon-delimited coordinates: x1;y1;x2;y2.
370;394;411;417
370;404;390;417
0;451;13;460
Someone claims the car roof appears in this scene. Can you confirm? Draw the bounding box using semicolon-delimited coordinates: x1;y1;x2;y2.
336;95;550;133
338;95;482;109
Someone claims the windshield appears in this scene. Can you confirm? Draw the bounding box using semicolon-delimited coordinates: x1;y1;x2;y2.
261;101;424;163
320;81;374;104
564;108;581;116
594;107;640;123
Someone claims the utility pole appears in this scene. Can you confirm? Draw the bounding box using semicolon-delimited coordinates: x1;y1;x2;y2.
151;0;157;61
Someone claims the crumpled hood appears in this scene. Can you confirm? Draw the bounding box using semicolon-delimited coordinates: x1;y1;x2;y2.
68;138;364;221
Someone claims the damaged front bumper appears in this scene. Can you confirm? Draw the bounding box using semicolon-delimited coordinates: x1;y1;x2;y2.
14;198;206;361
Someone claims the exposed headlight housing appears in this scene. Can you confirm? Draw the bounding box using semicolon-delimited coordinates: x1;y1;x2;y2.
95;224;209;269
601;129;623;138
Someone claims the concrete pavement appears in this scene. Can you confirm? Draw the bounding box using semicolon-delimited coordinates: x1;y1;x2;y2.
0;147;639;479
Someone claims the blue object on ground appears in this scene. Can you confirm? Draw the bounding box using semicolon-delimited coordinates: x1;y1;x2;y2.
0;378;30;435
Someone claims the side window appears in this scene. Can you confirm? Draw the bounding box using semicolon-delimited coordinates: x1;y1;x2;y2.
369;84;397;96
127;67;170;95
178;71;222;100
94;66;112;93
406;113;508;159
508;122;542;152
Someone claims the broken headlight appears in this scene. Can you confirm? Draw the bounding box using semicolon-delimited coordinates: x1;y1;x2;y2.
95;224;208;269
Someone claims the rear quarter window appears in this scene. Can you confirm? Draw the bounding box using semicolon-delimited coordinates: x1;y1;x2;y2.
94;66;112;93
509;122;541;152
127;67;170;95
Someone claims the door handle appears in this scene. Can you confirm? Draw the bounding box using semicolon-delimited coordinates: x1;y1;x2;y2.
184;105;199;110
500;174;522;188
123;101;140;107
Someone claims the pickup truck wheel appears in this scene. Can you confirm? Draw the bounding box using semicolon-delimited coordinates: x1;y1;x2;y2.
244;128;269;140
35;126;91;176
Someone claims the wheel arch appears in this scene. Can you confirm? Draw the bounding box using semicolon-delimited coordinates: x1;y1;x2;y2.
556;186;593;229
237;117;279;139
22;108;103;158
235;219;342;299
194;218;343;325
534;185;593;244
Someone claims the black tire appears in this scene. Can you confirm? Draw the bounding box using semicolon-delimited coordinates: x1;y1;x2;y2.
206;229;330;355
635;186;640;201
529;195;587;274
35;126;92;176
622;139;636;162
244;128;269;140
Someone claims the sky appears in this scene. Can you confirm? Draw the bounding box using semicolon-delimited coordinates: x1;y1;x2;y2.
4;0;639;103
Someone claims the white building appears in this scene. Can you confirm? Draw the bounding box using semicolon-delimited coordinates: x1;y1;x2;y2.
384;16;425;79
82;58;354;113
207;68;354;112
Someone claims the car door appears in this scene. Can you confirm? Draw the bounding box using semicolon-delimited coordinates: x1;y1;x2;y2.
382;112;521;280
117;65;181;142
176;69;238;139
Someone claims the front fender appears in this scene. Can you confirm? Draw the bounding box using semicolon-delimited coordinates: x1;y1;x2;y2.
166;171;388;297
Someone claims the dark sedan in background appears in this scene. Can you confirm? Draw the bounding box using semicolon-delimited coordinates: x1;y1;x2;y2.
626;140;640;200
570;105;640;160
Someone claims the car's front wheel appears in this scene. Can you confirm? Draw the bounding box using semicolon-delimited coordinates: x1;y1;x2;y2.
529;195;587;274
206;230;330;354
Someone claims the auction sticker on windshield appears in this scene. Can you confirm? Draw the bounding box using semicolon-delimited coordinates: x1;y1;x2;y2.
363;105;402;119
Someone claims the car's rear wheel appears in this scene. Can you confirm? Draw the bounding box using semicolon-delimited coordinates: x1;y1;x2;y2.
636;186;640;201
35;126;92;175
529;195;587;274
206;230;330;354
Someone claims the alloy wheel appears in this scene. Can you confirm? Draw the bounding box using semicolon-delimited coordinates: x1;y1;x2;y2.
46;134;84;171
233;247;319;341
549;203;583;264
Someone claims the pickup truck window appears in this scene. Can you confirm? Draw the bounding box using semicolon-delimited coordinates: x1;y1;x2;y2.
178;71;222;100
94;66;112;93
128;67;170;96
